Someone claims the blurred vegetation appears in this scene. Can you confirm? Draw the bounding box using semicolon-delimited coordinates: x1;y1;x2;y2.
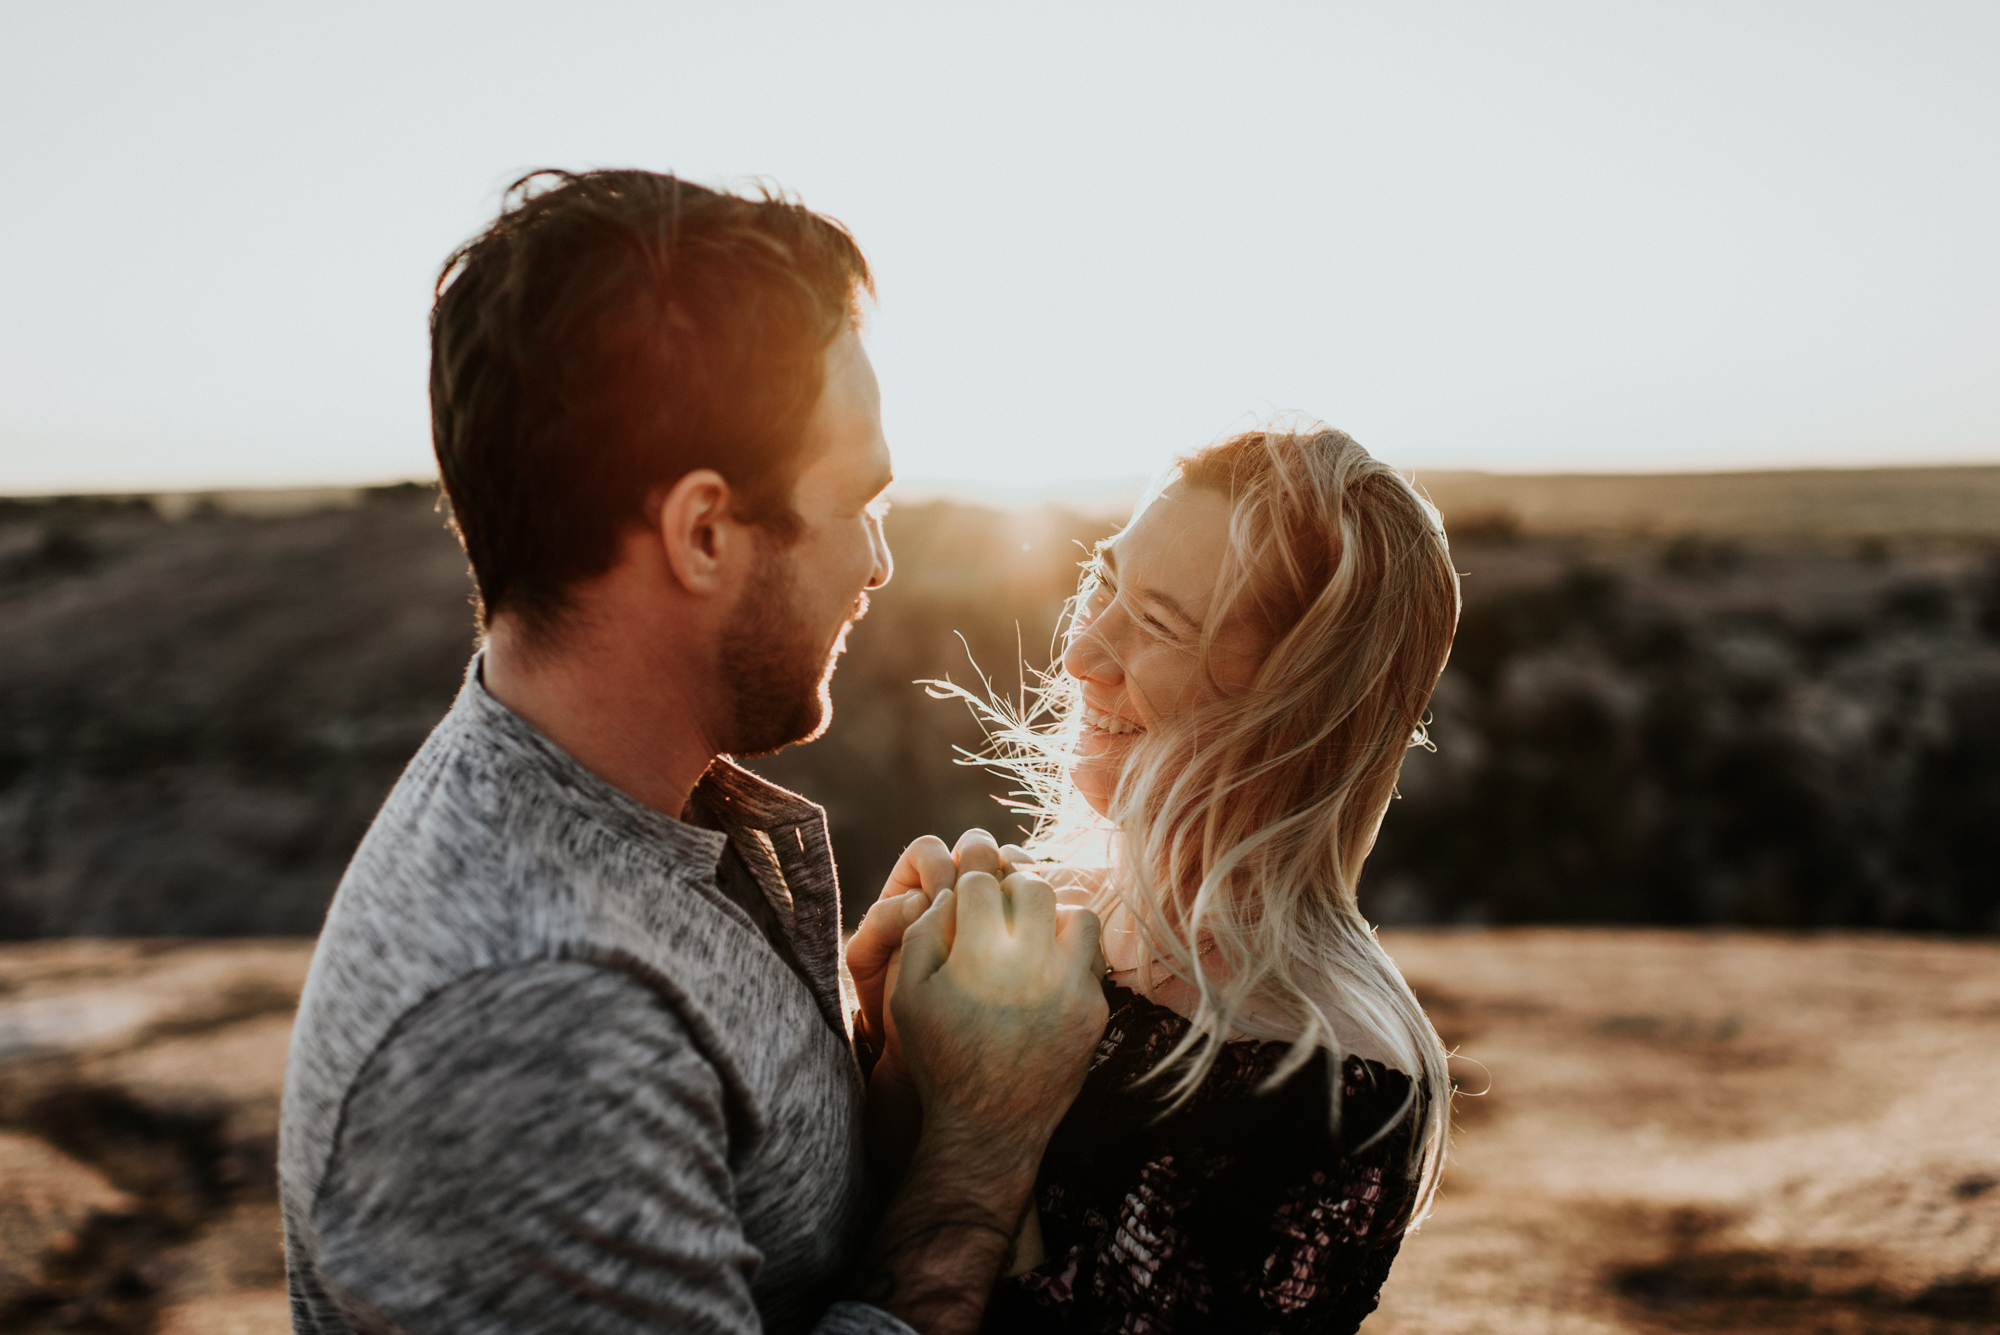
1371;537;2000;933
0;486;1994;937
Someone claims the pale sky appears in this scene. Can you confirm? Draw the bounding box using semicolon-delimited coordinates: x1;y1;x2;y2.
3;2;1995;499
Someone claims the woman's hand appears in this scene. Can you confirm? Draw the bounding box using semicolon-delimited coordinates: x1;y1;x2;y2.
851;829;1065;1051
849;836;958;1054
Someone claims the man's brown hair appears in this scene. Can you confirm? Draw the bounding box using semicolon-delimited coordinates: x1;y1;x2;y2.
430;170;873;639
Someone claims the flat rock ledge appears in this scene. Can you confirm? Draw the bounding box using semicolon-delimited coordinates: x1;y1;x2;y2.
1;930;1995;1333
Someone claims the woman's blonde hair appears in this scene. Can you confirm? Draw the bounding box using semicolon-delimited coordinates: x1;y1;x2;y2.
947;422;1459;1228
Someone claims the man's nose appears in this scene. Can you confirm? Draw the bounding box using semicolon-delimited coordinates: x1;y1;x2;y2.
865;520;892;591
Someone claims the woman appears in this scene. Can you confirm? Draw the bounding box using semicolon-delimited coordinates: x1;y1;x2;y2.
852;424;1459;1333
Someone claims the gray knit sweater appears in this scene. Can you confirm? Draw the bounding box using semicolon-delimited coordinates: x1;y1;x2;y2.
279;663;913;1335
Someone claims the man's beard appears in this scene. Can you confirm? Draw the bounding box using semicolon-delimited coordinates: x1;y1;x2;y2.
718;543;866;758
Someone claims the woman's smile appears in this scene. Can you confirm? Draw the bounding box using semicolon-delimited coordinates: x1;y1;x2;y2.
1080;705;1146;737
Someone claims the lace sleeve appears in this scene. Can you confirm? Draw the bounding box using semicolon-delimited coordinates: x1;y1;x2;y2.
990;1147;1407;1334
1254;1160;1409;1328
984;986;1418;1335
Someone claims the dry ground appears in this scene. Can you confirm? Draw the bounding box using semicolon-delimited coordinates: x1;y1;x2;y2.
1374;930;2000;1333
0;931;1994;1333
0;941;306;1333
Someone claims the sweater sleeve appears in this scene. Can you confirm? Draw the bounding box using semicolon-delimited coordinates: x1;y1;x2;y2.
305;960;912;1335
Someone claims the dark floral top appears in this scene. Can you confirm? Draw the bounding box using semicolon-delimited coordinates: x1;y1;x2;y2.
984;981;1419;1335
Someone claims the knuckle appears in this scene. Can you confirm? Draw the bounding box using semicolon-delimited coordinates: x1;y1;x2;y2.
1059;905;1102;938
955;831;1000;858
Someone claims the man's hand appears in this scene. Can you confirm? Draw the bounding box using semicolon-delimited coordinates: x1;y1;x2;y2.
857;868;1104;1332
854;831;1054;1201
892;868;1106;1159
848;829;1040;1053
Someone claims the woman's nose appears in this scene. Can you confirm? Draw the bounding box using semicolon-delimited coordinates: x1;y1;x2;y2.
1062;618;1122;686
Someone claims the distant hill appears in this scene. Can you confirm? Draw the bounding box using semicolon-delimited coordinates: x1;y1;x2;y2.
1413;464;2000;540
14;460;1999;540
0;469;1995;938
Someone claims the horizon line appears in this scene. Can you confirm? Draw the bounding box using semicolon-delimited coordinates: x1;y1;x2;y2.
6;455;1999;507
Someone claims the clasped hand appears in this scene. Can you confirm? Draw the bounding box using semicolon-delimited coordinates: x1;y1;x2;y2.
847;830;1106;1176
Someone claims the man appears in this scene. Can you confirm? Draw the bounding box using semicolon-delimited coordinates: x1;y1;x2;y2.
279;170;1108;1335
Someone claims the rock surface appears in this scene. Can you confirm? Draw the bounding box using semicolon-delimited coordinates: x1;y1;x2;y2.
0;930;1994;1332
1374;930;2000;1333
0;941;305;1332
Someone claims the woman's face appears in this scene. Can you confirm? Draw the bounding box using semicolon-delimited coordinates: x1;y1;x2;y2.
1062;482;1265;817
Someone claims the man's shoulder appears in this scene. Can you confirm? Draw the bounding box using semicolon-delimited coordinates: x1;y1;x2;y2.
297;960;753;1334
279;669;863;1273
326;959;730;1154
347;673;719;887
319;674;735;962
279;680;736;1218
295;957;898;1335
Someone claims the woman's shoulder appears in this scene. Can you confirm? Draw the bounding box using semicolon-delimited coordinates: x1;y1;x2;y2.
1086;979;1415;1154
994;982;1421;1333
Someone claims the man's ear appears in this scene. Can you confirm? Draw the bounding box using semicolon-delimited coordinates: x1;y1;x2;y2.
654;469;748;597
